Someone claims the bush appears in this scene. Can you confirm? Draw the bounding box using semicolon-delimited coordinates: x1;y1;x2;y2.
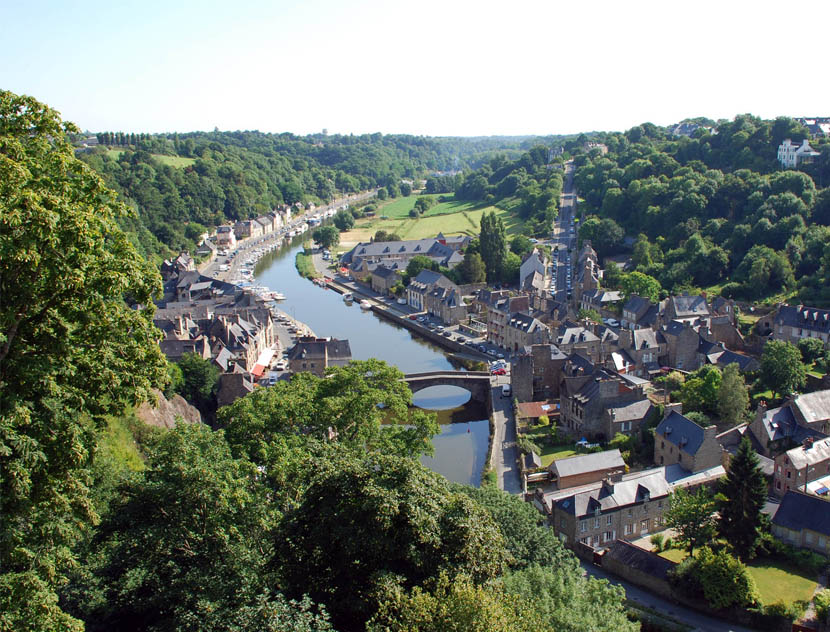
650;533;665;552
537;414;549;427
670;547;759;610
814;589;830;624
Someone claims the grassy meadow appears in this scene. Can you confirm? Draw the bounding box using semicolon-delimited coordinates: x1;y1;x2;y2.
105;149;196;168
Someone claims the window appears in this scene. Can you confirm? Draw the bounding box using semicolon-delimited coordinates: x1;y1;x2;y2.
624;523;632;535
820;536;826;549
661;440;665;449
776;481;781;489
593;517;600;529
806;532;813;545
627;508;633;517
606;515;612;526
787;471;791;479
640;519;649;533
658;500;663;508
580;520;587;533
622;421;631;432
560;518;566;528
603;530;614;542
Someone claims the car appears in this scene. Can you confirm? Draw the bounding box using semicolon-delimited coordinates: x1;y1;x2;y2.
491;368;506;375
497;353;505;359
442;331;452;337
501;384;512;397
397;297;407;305
409;314;418;320
417;316;426;322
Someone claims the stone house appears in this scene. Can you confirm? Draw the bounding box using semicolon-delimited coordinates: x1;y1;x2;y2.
425;285;467;325
580;289;623;317
541;469;671;548
341;238;463;270
501;313;550;352
606;399;655;439
654;410;722;473
559;364;647;439
773;437;830;497
617;328;665;377
548;449;626;489
160;252;195;281
555;322;602;362
772;491;830;554
216;372;254;408
574;242;600;306
287;337;352;377
519;249;549;294
406;270;456;311
370;265;398;295
777;138;820;169
621;294;659;330
660;320;702;371
764;304;830;348
747;392;830;458
662;293;710;325
512;344;568;401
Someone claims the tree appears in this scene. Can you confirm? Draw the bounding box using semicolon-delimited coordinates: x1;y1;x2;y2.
673;547;759;610
716;436;768;559
664;487;717;554
333;209;355;231
577;308;602;322
73;423;280;631
678;365;722;415
458;250;486;283
500;251;522;285
177;352;221;418
312;225;340;250
760;340;806;399
717;363;749;426
275;453;508;629
373;230;402;242
399;181;412;196
798;337;825;365
619;271;662;303
479;211;507;283
0;91;166;630
414;196;436;213
509;235;534;258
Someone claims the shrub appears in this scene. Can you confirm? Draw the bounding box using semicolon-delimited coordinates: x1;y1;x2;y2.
670;547;759;610
814;589;830;624
650;533;665;552
537;414;549;427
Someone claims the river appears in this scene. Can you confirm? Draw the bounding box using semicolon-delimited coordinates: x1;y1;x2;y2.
254;239;489;486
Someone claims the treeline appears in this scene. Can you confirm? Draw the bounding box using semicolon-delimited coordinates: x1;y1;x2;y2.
572;114;830;303
80;132;545;262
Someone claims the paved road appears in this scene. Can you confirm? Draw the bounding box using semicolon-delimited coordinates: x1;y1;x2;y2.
582;562;757;632
548;160;577;304
490;383;522;494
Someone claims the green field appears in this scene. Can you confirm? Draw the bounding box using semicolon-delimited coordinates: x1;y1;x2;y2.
105;149;195;168
659;548;817;606
341;198;523;244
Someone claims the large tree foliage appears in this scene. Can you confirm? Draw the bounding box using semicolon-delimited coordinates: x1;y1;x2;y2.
717;362;749;426
69;423;282;632
672;547;759;610
0;91;166;630
716;436;768;559
275;453;509;630
664;487;717;554
479;211;507;283
760;339;806;399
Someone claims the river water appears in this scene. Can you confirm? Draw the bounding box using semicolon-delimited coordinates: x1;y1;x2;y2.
254;239;489;486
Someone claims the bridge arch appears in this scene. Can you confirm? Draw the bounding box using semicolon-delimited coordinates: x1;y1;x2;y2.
403;371;493;411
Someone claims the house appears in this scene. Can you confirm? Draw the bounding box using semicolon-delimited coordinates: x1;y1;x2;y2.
519;249;549;294
574;242;600;305
555;322;602;361
559;362;647;439
765;304;830;348
541;469;671;548
217;372;254;408
160;252;195;281
511;344;568;402
255;215;274;235
654;410;722;473
287;337;352;377
425;284;467;325
341;238;463;271
516;400;558;426
621;294;659;330
778;138;821;169
606;399;655;439
234;219;263;240
195;240;217;258
663;293;710;325
501;313;550;352
580;289;623;316
215;225;237;247
797;117;830;139
548;449;626;489
747;400;826;458
406;270;456;311
435;232;471;251
773;437;830;497
617;328;665;378
660;320;702;371
370;265;398;295
772;491;830;554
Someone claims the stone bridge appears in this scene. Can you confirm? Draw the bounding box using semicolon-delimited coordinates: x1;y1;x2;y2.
404;371;493;407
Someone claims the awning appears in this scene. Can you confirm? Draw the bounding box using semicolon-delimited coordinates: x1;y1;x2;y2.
251;364;266;377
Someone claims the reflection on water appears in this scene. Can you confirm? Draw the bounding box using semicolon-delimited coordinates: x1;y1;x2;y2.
421;420;489;487
411;385;471;410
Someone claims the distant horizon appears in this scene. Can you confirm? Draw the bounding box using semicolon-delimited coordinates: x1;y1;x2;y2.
4;0;829;137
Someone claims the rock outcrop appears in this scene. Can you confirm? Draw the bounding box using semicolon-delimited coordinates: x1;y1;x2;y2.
135;388;201;428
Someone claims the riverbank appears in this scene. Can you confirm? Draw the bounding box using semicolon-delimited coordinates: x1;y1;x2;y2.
294;250;316;279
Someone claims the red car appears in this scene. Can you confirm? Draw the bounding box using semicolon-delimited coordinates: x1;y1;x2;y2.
491;368;507;376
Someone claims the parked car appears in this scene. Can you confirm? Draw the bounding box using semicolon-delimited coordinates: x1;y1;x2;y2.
397;297;407;305
501;384;512;397
491;368;507;375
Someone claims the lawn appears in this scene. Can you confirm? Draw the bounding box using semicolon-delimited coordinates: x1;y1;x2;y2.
104;149;195;168
540;444;577;468
658;548;818;606
340;204;523;245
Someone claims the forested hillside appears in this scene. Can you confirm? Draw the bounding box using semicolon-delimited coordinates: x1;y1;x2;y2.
78;131;550;262
571;115;830;304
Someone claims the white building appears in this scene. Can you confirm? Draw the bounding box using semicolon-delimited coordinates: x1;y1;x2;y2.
778;138;820;169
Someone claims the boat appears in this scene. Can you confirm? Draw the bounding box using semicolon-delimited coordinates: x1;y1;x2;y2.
359;299;372;310
272;292;286;301
342;292;353;302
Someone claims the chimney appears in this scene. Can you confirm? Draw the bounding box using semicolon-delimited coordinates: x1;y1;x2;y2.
664;402;683;418
602;477;615;495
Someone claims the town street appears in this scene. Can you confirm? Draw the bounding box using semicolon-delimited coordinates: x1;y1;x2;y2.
490;382;523;494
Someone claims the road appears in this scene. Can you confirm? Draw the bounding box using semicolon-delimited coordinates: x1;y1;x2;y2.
490;381;523;494
582;562;757;632
548;160;578;304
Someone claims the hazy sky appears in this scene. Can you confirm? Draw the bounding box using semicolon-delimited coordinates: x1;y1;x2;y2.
3;0;829;137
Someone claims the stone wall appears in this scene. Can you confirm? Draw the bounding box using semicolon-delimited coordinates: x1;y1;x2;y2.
135;388;201;429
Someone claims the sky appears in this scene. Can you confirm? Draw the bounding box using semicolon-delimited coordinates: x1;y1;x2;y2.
3;0;829;137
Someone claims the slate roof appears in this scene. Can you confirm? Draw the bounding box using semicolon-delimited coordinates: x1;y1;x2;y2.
656;411;707;455
757;404;820;445
773;491;830;537
631;328;660;350
557;325;599;345
604;540;675;580
550;449;626;479
553;469;670;517
608;399;655;423
623;295;653;319
794;391;830;425
508;312;548;334
372;265;398;280
342;238;459;266
670;294;709;318
785;437;830;470
525;451;543;469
